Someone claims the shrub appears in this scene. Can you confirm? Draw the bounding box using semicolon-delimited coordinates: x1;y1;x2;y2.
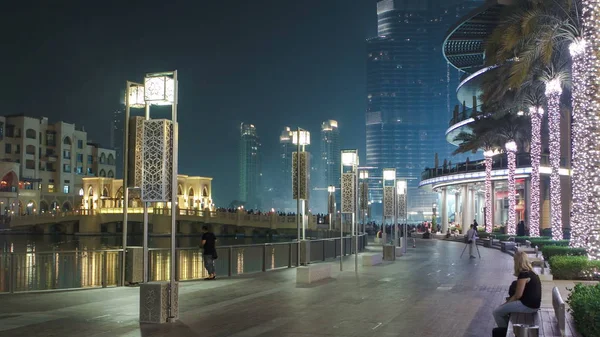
495;234;511;241
528;239;569;249
477;231;490;238
567;283;600;337
541;228;552;237
549;255;600;280
541;246;587;261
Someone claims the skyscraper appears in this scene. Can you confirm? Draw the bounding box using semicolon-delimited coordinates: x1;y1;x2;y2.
239;123;261;209
320;120;340;206
366;0;483;217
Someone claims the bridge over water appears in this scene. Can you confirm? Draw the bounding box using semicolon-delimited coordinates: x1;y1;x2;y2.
3;209;324;236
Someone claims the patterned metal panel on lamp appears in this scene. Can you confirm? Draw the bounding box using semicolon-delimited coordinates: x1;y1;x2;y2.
359;182;369;210
292;152;309;200
341;173;355;213
398;194;406;219
141;119;174;202
133;118;144;188
383;186;395;217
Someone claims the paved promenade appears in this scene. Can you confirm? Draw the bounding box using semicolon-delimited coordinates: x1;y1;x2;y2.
0;239;560;337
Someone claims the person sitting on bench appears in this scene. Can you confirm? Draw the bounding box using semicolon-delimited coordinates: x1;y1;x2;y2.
492;251;542;328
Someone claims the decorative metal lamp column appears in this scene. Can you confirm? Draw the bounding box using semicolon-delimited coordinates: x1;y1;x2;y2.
327;185;336;231
341;149;359;271
396;180;407;253
432;203;437;233
139;71;179;323
359;170;369;234
122;81;145;286
292;129;310;265
382;168;397;260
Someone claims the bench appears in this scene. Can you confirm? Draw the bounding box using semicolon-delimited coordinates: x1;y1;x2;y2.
296;263;332;284
552;287;567;336
506;288;579;336
483;238;492;247
501;241;516;252
506;311;540;337
362;253;383;266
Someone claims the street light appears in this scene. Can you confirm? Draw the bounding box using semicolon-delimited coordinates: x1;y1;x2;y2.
341;149;359;272
359;170;369;234
124;71;179;322
292;128;310;265
327;185;336;231
122;80;145;288
382;168;396;247
396;180;407;253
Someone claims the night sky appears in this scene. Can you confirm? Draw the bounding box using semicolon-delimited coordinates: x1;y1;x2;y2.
1;1;377;206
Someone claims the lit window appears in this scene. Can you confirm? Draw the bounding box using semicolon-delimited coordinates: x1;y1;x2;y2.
48;184;55;193
63;185;70;194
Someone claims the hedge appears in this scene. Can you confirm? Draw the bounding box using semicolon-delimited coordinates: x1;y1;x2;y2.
528;239;569;249
567;283;600;337
541;246;587;261
548;255;600;280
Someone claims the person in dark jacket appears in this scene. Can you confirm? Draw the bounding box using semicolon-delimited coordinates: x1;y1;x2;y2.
517;220;526;237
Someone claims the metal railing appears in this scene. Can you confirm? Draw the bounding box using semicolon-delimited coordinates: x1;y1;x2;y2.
421;153;567;181
0;235;367;293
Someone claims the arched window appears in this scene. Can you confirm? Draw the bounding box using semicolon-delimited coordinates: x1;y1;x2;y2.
99;169;106;177
202;186;209;197
102;187;109;197
25;129;36;139
87;186;94;196
107;170;114;178
107;154;115;165
63;137;72;145
0;171;18;192
62;201;72;211
26;145;36;155
177;185;183;195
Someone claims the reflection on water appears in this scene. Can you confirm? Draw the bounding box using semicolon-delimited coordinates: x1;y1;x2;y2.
0;234;293;253
0;234;363;293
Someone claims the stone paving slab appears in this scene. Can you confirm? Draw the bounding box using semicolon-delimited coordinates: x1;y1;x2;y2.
0;239;564;337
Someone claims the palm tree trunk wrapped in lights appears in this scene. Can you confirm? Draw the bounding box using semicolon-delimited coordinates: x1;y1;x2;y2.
582;0;600;260
569;38;590;248
505;141;518;236
483;150;494;233
528;106;543;237
545;78;563;240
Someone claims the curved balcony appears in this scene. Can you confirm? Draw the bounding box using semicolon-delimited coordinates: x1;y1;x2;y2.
446;107;478;146
443;0;506;73
420;154;570;190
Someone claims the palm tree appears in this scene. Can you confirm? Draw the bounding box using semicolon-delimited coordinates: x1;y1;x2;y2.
493;113;531;236
453;118;499;233
540;52;571;240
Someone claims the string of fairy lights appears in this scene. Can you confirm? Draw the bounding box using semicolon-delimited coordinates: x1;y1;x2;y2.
545;79;563;240
569;38;589;248
505;141;517;236
484;150;493;233
528;106;543;237
582;0;600;260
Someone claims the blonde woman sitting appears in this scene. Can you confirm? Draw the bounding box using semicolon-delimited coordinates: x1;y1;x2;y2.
493;251;542;328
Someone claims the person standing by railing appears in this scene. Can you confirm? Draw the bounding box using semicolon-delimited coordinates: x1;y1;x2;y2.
201;225;217;280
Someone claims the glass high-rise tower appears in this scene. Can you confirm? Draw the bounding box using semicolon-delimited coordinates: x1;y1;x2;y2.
239;123;262;210
366;0;482;217
320;120;340;208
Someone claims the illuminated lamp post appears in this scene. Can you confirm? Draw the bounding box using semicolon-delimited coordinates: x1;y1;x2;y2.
545;78;563;240
341;149;359;271
327;185;336;231
122;81;145;287
359;170;369;234
432;203;437;232
139;71;179;322
505;141;518;236
292;128;310;265
396;180;407;254
382;168;396;246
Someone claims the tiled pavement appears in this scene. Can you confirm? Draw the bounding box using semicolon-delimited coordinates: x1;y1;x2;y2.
0;239;568;337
